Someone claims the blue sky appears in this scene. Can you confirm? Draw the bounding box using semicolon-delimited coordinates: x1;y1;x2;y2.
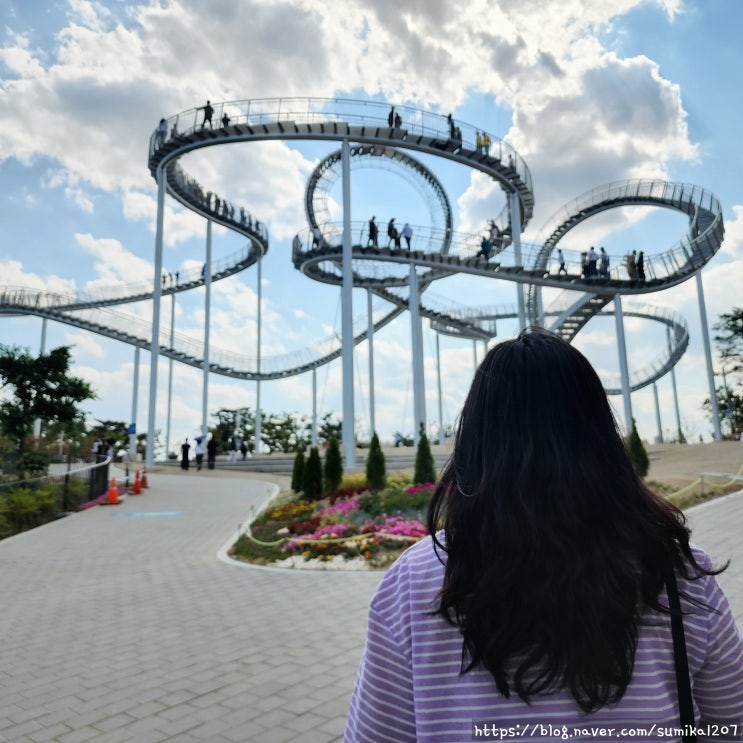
1;0;742;453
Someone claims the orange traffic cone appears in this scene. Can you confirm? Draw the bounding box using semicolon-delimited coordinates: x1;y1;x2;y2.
132;470;142;495
141;467;149;489
106;477;120;505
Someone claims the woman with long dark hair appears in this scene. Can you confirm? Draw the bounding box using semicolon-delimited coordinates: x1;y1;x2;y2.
345;329;743;742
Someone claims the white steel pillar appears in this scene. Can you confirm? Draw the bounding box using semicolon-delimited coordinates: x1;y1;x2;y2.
472;339;478;372
509;191;526;331
652;382;663;444
33;318;47;440
436;333;444;445
409;264;426;445
311;368;318;446
340;138;355;466
667;326;683;441
367;289;376;436
130;347;140;458
255;249;263;453
165;292;175;458
202;219;212;442
613;295;633;433
696;272;722;440
146;163;166;467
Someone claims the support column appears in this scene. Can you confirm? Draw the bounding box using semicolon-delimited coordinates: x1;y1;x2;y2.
202;219;212;442
311;368;318;446
472;339;478;373
409;264;426;445
165;292;175;459
367;289;376;437
652;382;663;444
509;191;526;331
696;272;721;440
255;249;263;454
130;347;140;458
436;333;444;445
667;326;683;441
146;163;166;468
341;138;355;466
613;295;633;433
33;318;47;440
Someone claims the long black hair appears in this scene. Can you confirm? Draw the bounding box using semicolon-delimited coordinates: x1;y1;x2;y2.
427;328;723;712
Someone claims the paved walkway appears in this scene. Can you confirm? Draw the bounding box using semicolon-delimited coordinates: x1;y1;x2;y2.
0;475;741;743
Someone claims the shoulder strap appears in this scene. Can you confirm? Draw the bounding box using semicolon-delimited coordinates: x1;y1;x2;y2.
666;568;697;743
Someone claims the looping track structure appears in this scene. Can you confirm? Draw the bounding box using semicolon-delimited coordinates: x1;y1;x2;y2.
0;98;725;397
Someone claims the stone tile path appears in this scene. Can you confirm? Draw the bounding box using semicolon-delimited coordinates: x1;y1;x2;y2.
0;473;740;742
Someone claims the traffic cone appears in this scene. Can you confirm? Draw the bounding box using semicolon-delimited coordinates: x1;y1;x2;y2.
141;467;149;489
132;470;142;495
106;477;120;505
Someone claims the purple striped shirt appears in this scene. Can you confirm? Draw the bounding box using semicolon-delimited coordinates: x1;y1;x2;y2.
345;537;743;742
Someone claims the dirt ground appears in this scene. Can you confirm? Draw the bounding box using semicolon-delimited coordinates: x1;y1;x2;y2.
646;440;743;490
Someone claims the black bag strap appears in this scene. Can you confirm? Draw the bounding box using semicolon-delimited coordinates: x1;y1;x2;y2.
666;568;697;743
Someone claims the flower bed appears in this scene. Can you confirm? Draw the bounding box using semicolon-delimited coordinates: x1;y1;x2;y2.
230;475;435;569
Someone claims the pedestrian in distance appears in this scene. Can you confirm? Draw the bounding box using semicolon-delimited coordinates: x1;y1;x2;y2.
637;250;646;280
394;111;402;128
180;438;190;470
388;106;395;127
368;216;379;247
557;248;567;275
194;438;205;471
200;100;214;129
206;436;218;470
401;222;413;249
221;112;230;128
345;328;743;742
156;118;167;147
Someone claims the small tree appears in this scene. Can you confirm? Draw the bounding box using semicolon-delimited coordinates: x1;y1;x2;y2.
0;345;95;479
291;449;305;493
365;432;387;491
323;437;343;494
625;418;649;478
302;446;323;500
414;423;436;484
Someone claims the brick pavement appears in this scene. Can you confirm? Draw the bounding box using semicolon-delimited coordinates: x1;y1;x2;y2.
0;474;741;742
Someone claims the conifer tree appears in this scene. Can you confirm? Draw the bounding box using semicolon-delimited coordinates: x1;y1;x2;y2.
291;449;305;493
302;446;323;500
365;432;387;491
414;423;436;484
625;418;649;478
324;437;343;494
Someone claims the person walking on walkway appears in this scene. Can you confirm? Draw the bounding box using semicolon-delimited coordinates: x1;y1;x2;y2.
180;438;190;470
206;435;217;470
345;328;743;742
368;216;378;247
401;222;413;249
200;100;214;129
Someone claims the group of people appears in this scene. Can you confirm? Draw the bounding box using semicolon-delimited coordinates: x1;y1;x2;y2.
366;217;413;249
91;438;116;462
626;249;646;280
580;246;611;278
180;436;219;471
387;106;403;129
475;130;492;154
475;221;504;260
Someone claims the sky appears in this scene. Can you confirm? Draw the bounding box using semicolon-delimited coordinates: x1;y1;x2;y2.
1;0;742;455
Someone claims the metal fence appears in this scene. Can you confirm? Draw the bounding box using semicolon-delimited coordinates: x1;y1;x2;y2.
0;458;111;535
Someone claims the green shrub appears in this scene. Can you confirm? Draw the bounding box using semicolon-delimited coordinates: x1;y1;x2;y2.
291;449;305;493
365;433;387;491
625;418;649;478
0;485;58;537
358;490;383;517
323;437;343;494
302;447;323;500
414;423;436;484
